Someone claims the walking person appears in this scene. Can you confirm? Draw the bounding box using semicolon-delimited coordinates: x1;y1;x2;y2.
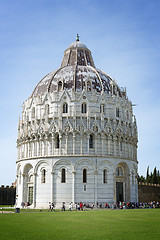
51;203;55;212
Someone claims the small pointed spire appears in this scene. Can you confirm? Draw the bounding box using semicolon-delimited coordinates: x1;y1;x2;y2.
76;34;79;41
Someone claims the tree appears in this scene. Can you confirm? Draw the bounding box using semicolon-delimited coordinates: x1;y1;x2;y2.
158;170;160;184
146;166;150;183
150;172;153;183
153;167;158;184
137;174;145;183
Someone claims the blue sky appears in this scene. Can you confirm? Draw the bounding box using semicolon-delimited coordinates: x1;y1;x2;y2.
0;0;160;185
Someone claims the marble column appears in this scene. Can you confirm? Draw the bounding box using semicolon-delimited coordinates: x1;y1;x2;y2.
73;133;75;155
52;135;55;155
94;170;98;205
33;172;37;208
101;135;105;156
124;140;126;158
80;134;83;155
45;136;48;156
65;134;68;155
113;173;116;204
108;136;111;156
87;135;90;154
40;136;42;156
72;171;76;204
51;171;54;203
95;133;97;155
34;138;37;156
59;135;62;155
113;136;116;157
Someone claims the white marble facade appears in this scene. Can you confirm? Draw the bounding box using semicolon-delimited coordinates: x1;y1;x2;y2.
16;37;138;208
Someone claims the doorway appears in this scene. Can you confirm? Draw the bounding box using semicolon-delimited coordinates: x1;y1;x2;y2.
116;182;123;202
28;186;33;205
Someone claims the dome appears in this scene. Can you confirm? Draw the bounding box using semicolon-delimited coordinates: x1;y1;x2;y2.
31;37;125;98
68;41;88;49
31;66;114;97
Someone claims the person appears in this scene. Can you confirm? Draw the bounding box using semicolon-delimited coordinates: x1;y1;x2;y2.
91;203;94;210
80;202;83;210
69;202;72;211
51;203;55;212
71;202;73;211
62;202;65;211
21;202;25;208
96;201;99;208
75;202;78;210
49;202;51;211
77;203;80;210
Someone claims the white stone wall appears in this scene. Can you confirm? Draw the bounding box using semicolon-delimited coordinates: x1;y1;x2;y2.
16;157;138;208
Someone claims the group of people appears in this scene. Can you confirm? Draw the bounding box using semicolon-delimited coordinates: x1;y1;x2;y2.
75;202;94;210
21;202;30;208
49;202;55;211
116;201;160;209
61;202;95;211
48;201;160;211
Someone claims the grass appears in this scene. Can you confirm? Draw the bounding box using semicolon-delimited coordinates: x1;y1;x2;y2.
0;209;160;240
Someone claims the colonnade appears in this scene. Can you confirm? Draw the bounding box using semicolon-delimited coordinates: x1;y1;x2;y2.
17;132;137;161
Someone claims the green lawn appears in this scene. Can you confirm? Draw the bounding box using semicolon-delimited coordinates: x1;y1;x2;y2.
0;209;160;240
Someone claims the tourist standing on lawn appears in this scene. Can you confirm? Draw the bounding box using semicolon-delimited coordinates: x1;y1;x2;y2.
62;202;65;211
91;203;94;210
69;202;72;211
77;203;80;210
80;202;83;210
49;202;51;211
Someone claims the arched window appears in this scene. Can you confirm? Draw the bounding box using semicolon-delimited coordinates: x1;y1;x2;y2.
89;134;93;148
87;82;91;91
61;168;66;183
41;169;46;183
63;103;68;113
58;81;63;91
116;166;123;176
32;107;35;118
83;169;87;183
45;104;49;115
103;169;107;183
55;134;60;149
81;103;87;113
116;108;120;117
29;174;33;183
100;104;104;113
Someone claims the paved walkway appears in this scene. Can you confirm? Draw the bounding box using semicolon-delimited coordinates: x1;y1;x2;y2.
0;211;14;213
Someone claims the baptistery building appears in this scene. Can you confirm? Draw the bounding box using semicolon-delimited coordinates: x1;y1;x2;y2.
16;36;138;208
